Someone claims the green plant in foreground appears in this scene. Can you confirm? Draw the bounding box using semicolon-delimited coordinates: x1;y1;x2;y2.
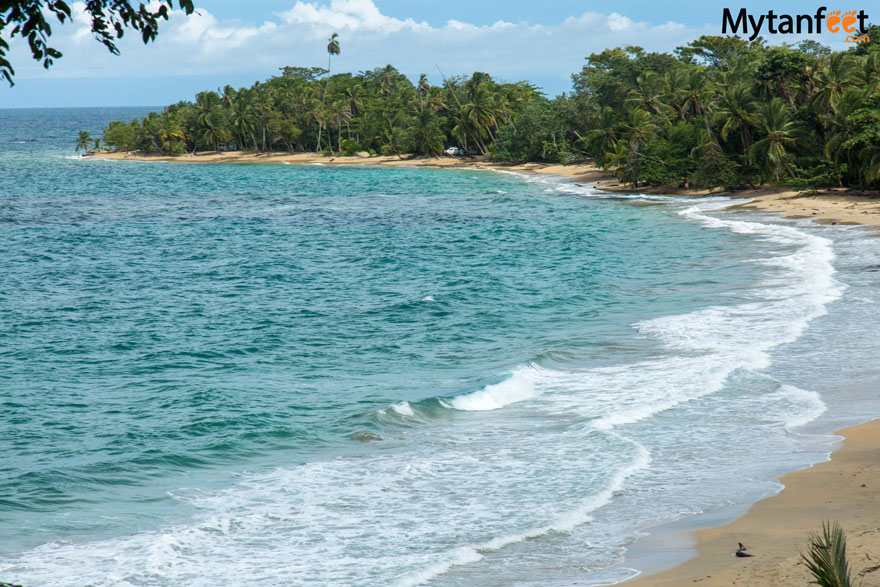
801;520;856;587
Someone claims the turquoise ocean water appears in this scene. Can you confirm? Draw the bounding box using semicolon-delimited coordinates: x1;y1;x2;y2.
2;107;880;586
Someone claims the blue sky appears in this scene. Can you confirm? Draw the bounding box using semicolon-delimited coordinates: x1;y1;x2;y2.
0;1;858;108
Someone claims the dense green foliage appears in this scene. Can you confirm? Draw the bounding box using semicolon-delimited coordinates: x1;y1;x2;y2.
98;33;880;189
1;0;194;85
563;37;880;189
98;64;541;159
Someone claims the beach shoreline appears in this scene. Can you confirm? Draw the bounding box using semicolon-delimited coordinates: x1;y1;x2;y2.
90;148;880;585
625;419;880;586
94;150;880;227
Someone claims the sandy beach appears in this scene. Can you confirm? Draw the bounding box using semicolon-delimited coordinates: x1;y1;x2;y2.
95;150;880;228
627;419;880;586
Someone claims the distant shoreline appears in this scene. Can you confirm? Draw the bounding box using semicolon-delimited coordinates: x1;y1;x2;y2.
94;150;880;228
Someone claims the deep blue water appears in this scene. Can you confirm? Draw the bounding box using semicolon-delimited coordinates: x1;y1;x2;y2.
1;107;879;586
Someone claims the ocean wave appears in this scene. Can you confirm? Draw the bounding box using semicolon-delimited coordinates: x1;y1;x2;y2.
774;384;828;432
448;365;541;411
0;424;646;587
395;436;651;587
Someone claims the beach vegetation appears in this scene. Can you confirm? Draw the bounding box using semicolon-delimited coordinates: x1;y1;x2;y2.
95;32;880;190
801;520;857;587
75;130;92;153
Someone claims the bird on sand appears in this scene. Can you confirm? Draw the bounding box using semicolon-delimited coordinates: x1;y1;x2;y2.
735;542;754;557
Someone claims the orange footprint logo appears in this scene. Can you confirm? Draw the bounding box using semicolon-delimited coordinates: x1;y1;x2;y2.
826;9;841;32
842;10;858;32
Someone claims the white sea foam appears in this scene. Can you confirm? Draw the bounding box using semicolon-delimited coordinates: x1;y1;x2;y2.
0;421;647;587
449;200;842;431
389;401;416;416
394;438;651;587
0;194;853;587
449;365;540;410
774;384;828;432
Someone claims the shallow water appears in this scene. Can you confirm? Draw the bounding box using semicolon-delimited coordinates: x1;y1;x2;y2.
1;107;879;586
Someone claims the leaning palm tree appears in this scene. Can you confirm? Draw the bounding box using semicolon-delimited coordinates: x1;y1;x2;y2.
75;130;92;153
714;82;761;157
801;521;856;587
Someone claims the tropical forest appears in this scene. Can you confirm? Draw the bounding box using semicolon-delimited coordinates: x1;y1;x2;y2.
94;30;880;190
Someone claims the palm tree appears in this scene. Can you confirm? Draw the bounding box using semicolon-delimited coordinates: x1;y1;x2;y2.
459;85;496;154
423;86;447;114
219;85;237;110
157;111;185;154
417;73;430;109
313;104;329;152
625;72;673;119
853;52;880;97
328;99;352;152
76;130;92;153
194;90;222;152
231;93;258;151
199;114;229;152
622;108;658;153
603;139;633;184
823;88;864;185
714;82;760;156
750;98;801;183
317;32;341;151
255;87;275;152
810;53;855;114
408;108;444;156
583;107;620;164
673;69;719;146
326;32;340;71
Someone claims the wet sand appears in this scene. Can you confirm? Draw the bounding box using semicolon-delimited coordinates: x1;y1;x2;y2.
627;419;880;586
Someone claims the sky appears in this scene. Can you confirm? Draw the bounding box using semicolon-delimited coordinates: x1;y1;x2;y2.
0;1;863;108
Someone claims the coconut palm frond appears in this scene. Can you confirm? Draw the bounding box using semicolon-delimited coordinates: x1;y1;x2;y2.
801;520;855;587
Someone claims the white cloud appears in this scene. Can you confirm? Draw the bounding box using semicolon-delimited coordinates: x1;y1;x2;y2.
607;13;634;32
2;0;853;99
279;0;428;33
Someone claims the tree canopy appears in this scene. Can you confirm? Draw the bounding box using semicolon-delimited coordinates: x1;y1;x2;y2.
95;32;880;191
97;64;541;159
0;0;194;85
